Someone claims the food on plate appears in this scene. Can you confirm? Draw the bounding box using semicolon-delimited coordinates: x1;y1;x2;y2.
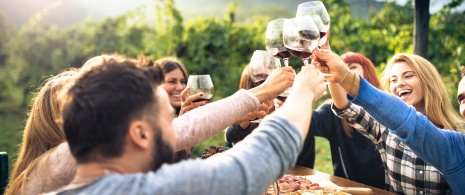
265;174;351;195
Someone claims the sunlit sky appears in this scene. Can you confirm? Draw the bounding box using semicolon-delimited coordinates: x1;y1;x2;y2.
0;0;462;27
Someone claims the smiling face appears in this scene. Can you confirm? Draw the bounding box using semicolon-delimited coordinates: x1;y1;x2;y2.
388;61;425;112
161;68;186;108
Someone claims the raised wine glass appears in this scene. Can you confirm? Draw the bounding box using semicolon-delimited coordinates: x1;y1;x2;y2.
248;50;281;87
186;75;214;103
296;1;330;48
282;17;319;66
265;18;291;67
265;18;292;98
248;50;281;123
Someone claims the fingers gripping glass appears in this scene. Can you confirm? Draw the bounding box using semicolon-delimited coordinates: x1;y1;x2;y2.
186;75;214;103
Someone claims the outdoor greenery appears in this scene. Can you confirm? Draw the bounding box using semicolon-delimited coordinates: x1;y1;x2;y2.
0;0;464;175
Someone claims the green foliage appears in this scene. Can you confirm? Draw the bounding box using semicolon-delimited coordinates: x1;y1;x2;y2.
0;0;464;174
179;16;267;98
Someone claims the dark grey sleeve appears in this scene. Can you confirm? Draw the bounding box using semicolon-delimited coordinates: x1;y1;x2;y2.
224;123;257;144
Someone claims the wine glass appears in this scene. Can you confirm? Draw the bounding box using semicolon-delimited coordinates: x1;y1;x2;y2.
296;1;331;48
282;17;319;66
265;18;291;67
186;75;214;103
265;18;292;98
248;50;281;87
248;50;281;123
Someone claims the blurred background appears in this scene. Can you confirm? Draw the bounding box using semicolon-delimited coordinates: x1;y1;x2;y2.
0;0;464;174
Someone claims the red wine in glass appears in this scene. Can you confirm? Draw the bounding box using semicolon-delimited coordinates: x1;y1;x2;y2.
192;97;212;103
299;30;320;41
287;49;312;60
274;50;291;61
251;73;268;87
276;95;287;102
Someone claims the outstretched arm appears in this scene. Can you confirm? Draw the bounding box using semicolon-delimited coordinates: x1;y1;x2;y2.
174;66;295;151
314;49;465;193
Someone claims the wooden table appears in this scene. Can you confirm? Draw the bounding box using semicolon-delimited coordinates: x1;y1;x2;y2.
287;165;395;195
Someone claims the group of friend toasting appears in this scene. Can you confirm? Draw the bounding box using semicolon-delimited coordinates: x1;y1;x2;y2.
226;1;465;195
4;1;465;195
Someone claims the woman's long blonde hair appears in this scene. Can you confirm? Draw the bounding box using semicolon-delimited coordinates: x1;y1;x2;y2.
381;53;465;132
5;69;78;195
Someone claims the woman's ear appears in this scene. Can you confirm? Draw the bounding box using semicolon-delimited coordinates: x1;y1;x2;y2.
127;121;152;150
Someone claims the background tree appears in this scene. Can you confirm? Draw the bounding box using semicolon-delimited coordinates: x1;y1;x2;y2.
413;0;430;58
0;0;464;172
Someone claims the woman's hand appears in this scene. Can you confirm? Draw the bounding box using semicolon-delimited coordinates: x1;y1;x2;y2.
312;30;348;84
313;49;349;84
249;66;295;103
178;88;208;116
234;103;270;129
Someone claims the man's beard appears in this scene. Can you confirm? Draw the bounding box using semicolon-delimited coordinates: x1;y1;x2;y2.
150;130;175;171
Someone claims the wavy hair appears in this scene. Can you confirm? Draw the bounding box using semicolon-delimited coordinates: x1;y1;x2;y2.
381;53;465;132
5;68;78;195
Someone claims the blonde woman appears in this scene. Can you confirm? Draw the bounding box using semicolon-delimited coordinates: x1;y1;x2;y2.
315;51;465;194
5;69;78;195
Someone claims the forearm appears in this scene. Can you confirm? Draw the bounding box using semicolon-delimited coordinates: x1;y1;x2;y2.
173;115;303;195
329;83;349;109
349;77;409;130
331;103;384;143
174;89;259;151
338;71;360;99
273;86;315;139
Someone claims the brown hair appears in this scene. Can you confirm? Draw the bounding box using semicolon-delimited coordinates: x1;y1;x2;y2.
340;52;381;137
239;64;255;90
61;56;164;163
153;57;188;81
5;69;78;195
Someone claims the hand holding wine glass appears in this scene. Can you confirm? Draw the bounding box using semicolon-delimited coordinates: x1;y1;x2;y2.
179;87;209;116
180;75;214;115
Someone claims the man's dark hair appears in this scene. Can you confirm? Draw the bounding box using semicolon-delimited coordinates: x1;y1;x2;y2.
62;56;163;163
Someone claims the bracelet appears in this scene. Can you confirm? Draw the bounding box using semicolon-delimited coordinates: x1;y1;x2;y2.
347;72;356;94
338;69;350;85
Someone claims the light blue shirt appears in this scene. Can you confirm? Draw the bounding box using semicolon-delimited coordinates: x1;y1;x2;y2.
53;115;303;195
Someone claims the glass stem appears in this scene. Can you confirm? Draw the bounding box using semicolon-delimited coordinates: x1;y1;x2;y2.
303;59;309;66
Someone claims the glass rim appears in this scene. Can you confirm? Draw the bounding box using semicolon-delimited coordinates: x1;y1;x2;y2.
297;1;324;8
188;74;211;77
252;50;271;55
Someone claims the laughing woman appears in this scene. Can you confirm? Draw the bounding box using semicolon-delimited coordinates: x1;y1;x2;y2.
315;51;465;194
